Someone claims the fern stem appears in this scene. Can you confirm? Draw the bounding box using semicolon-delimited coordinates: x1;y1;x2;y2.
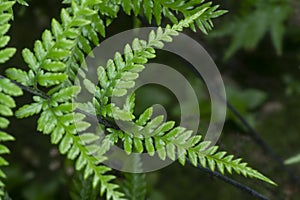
226;101;300;186
76;108;119;130
189;61;300;186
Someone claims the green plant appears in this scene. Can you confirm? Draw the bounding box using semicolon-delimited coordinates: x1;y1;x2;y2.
210;0;292;59
0;0;276;199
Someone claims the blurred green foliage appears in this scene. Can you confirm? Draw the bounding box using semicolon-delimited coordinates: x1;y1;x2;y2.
210;0;292;59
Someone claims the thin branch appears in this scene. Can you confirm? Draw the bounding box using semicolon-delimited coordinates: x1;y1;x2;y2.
186;159;269;200
75;109;120;130
191;69;300;186
226;102;300;185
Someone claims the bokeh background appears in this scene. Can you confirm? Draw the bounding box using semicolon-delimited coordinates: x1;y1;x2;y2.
2;0;300;199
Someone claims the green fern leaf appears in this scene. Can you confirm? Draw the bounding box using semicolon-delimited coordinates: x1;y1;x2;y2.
15;102;43;118
0;48;15;63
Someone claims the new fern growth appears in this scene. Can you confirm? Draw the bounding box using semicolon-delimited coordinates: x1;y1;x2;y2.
0;0;276;199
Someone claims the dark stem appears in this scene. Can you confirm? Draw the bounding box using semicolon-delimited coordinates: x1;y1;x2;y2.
75;109;119;130
190;69;300;186
226;102;300;186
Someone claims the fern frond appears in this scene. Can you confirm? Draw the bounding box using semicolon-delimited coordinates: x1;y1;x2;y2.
4;1;126;199
85;11;276;186
0;0;23;196
107;100;276;185
119;0;227;34
6;0;106;89
0;77;22;197
7;2;124;198
0;0;15;64
107;107;276;186
2;0;275;198
15;86;125;200
83;10;207;122
64;0;225;35
6;0;224;94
